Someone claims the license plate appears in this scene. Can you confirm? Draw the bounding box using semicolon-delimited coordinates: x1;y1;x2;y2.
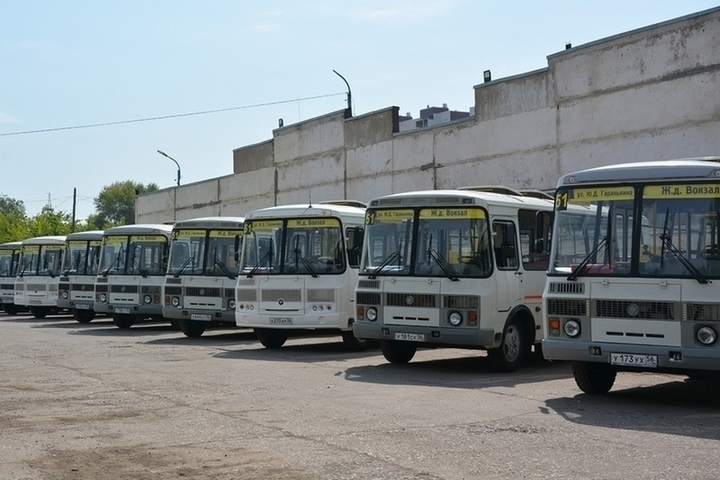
269;317;293;325
115;307;131;314
29;300;42;305
75;303;91;310
190;314;212;321
610;353;658;368
394;332;425;342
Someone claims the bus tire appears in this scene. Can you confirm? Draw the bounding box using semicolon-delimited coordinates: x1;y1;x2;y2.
112;314;135;329
169;320;181;330
73;309;95;324
341;330;372;351
255;328;288;349
380;340;417;364
488;318;525;372
29;307;47;319
180;320;206;338
572;361;616;394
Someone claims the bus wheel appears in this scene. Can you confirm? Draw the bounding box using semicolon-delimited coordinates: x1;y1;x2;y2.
73;310;95;324
488;319;525;372
169;320;181;330
3;304;19;315
180;320;206;338
255;328;288;349
380;340;417;364
112;314;135;329
341;330;372;351
572;361;616;394
29;307;47;319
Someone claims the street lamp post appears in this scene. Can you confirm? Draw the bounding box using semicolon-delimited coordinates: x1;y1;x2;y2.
156;150;181;186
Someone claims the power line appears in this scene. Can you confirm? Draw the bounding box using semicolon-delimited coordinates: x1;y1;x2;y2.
0;92;345;137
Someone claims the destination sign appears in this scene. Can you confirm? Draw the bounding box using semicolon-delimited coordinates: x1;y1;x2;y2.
287;218;339;228
245;220;283;234
366;209;414;224
131;235;166;242
419;208;485;220
644;184;720;199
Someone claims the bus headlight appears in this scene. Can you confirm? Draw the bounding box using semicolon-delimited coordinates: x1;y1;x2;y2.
171;297;180;307
228;299;235;309
61;291;69;299
563;319;581;338
100;293;107;303
143;295;152;304
366;307;378;322
697;326;717;345
448;311;462;326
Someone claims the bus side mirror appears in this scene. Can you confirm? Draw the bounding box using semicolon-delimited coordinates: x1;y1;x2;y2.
234;235;241;261
353;227;364;251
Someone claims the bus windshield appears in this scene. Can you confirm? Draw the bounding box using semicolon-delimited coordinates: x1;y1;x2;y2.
62;241;101;275
167;230;205;275
241;217;345;276
360;207;492;278
550;182;720;280
0;250;18;277
100;235;167;276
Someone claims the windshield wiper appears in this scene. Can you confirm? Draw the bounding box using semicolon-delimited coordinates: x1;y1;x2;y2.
173;256;195;278
292;237;318;278
246;240;274;278
428;249;459;281
214;258;236;279
659;234;709;284
567;236;608;281
369;240;403;280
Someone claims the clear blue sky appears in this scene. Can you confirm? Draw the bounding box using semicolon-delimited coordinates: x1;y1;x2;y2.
2;1;718;221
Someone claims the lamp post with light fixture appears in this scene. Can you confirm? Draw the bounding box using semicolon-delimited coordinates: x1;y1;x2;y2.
156;150;181;186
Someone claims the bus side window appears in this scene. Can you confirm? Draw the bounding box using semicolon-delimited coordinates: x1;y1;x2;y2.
493;221;518;270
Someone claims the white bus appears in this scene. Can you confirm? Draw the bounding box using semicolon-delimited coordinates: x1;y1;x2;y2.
58;230;104;323
95;224;173;329
235;201;368;350
543;157;720;393
0;241;24;315
353;188;554;371
14;235;66;318
163;216;244;337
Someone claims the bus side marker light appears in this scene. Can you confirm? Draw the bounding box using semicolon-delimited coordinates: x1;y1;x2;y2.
548;317;561;336
468;311;478;326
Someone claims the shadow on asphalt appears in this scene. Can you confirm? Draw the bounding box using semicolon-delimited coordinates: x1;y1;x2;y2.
544;376;720;441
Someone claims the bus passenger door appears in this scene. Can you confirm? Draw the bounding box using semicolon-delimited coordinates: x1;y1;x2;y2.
492;219;520;312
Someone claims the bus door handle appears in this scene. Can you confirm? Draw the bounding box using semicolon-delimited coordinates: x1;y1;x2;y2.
514;271;523;276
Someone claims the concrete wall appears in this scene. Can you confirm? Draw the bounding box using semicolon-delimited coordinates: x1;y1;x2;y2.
137;7;720;223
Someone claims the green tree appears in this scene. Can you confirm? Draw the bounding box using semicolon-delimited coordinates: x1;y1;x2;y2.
91;181;159;228
25;207;72;237
0;194;29;243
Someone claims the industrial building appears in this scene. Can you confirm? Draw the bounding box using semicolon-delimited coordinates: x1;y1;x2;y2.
137;7;720;223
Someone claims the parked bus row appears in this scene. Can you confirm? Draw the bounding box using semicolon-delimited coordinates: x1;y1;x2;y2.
3;157;720;394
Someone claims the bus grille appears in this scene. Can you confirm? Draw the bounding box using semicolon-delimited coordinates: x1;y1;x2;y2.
164;286;182;295
594;300;675;320
308;289;335;302
27;283;46;292
357;292;381;305
71;283;94;292
548;282;585;294
111;285;138;293
386;293;437;308
262;289;301;302
547;299;587;316
236;289;257;302
165;277;182;284
686;303;720;322
224;288;235;298
186;287;220;296
443;295;478;309
0;284;13;290
141;286;161;294
358;280;380;289
95;285;108;293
